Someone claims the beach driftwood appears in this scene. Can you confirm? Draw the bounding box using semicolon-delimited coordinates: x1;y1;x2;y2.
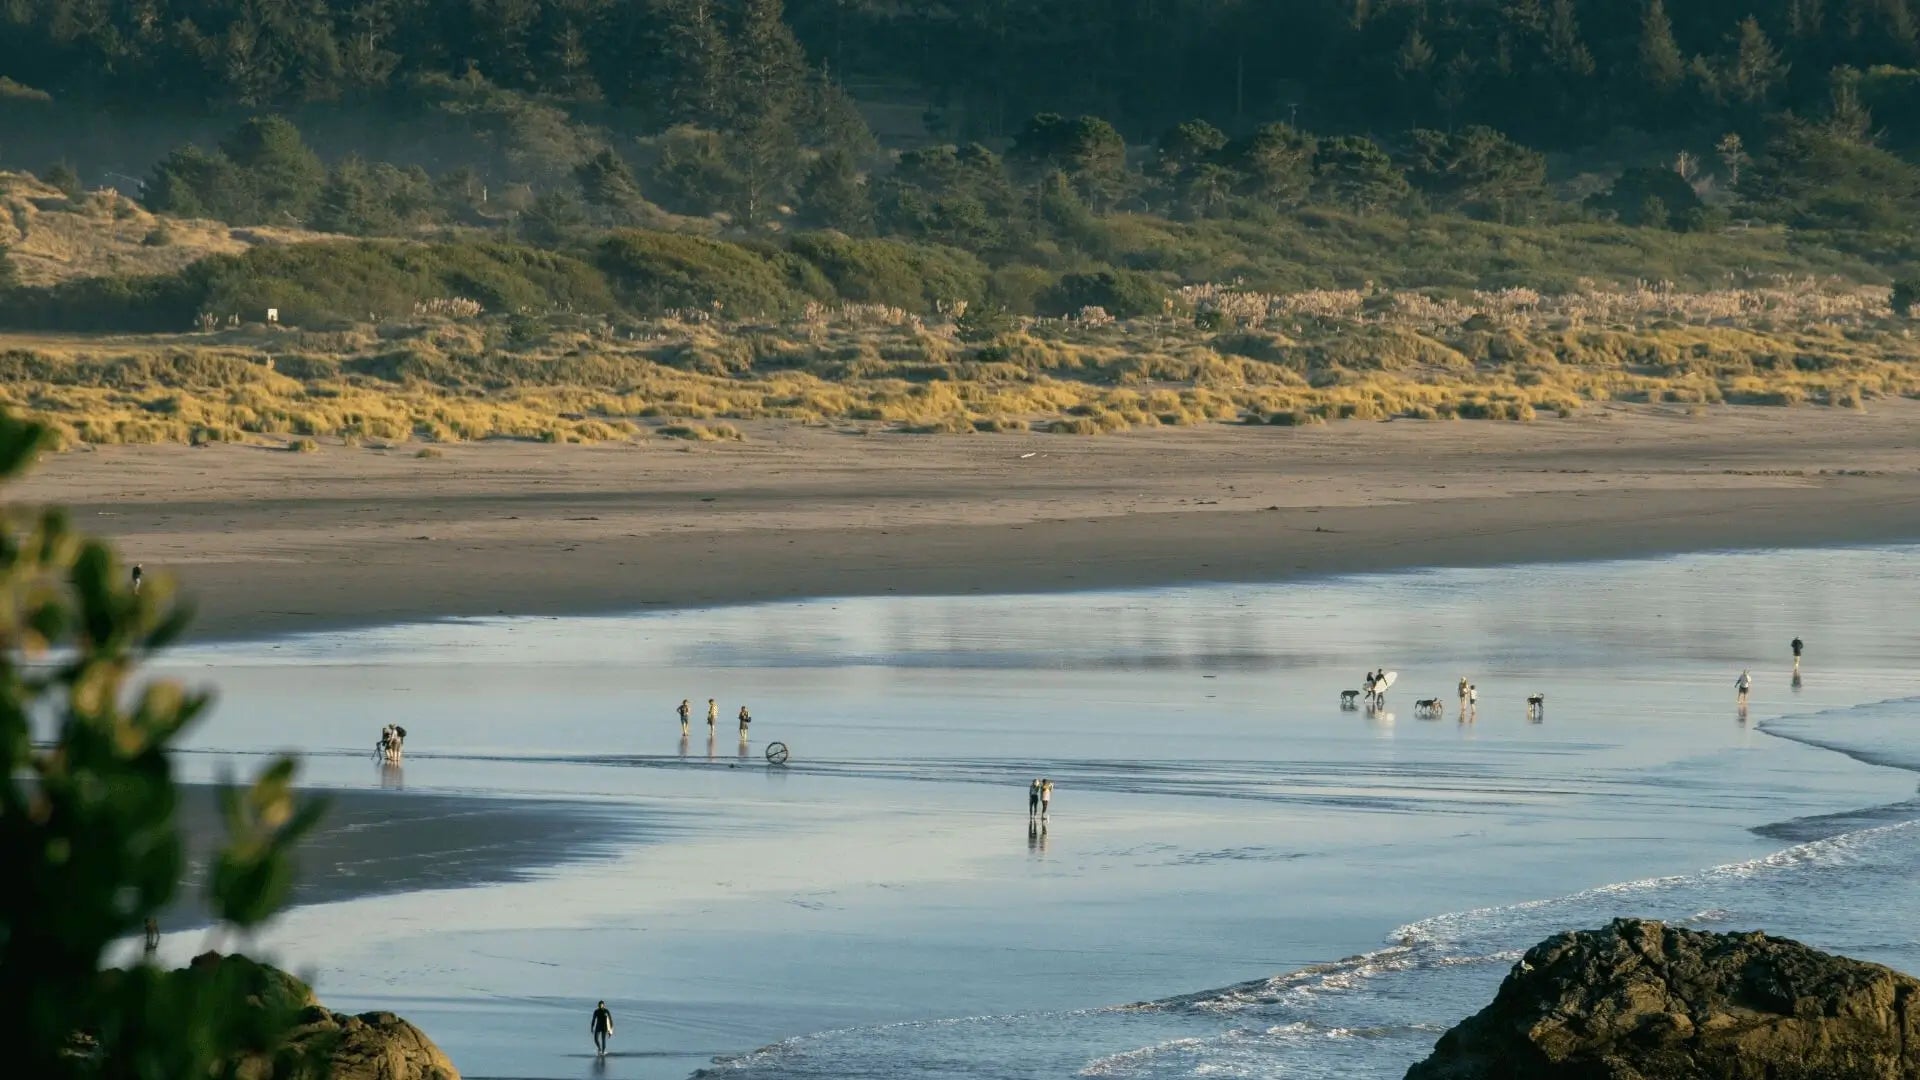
1406;918;1920;1080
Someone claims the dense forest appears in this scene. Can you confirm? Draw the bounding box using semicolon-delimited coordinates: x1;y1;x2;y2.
6;1;1920;145
0;1;1917;326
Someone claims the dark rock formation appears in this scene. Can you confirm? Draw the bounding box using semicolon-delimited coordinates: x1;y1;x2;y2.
176;954;459;1080
1406;918;1920;1080
293;1006;459;1080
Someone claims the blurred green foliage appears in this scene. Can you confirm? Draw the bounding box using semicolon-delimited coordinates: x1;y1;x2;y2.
0;408;324;1077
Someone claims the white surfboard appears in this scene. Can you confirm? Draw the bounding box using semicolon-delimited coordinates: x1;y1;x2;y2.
1378;671;1398;692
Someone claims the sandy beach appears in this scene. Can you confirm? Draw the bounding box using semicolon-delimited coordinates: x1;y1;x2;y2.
22;402;1920;641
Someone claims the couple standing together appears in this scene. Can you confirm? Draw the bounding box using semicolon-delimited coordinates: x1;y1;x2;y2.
1027;778;1054;819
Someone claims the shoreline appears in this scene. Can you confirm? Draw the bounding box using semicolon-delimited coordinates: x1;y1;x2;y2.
21;402;1920;642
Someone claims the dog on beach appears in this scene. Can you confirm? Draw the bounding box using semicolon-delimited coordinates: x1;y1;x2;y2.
1340;689;1361;708
1414;698;1444;718
1526;693;1546;719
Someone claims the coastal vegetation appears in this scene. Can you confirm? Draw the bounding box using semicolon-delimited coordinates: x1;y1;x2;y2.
5;274;1913;448
0;2;1918;445
0;407;330;1074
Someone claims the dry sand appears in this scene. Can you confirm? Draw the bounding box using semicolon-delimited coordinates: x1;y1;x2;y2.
23;402;1920;641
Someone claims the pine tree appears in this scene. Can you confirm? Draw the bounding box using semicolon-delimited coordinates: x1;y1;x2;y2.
1223;123;1317;209
1827;65;1872;142
574;149;649;224
219;115;325;224
1639;0;1686;95
656;0;733;126
1314;135;1409;213
796;147;872;232
1546;0;1594;78
725;0;811;226
1727;16;1786;107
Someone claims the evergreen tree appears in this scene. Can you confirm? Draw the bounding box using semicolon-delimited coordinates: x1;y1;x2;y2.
1222;123;1317;210
1726;16;1787;107
1314;135;1409;213
1010;113;1128;210
218;116;325;224
795;147;872;231
1639;0;1687;96
1154;120;1229;181
574;148;649;224
1399;126;1548;220
143;144;248;222
655;0;734;126
1826;64;1872;141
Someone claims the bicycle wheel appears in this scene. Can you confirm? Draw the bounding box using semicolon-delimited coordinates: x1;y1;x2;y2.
765;741;790;765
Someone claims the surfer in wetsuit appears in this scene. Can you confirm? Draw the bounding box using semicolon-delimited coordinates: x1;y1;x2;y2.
590;1001;613;1056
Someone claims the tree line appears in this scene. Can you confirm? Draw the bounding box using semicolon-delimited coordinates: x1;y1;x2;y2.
6;1;1920;147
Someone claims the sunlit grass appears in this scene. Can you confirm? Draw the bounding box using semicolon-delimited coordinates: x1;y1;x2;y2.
8;277;1917;448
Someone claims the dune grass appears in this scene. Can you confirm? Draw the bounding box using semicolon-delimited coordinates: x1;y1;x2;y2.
4;276;1915;449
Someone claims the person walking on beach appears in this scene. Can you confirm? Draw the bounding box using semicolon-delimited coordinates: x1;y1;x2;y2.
1791;637;1804;671
1457;676;1469;701
130;563;143;595
1040;778;1054;819
590;1000;614;1057
143;917;159;959
1028;778;1041;817
738;705;751;739
1736;669;1753;706
706;698;718;732
678;698;691;736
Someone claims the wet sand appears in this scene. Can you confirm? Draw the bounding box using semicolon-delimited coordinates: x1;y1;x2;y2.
23;402;1920;641
162;784;662;931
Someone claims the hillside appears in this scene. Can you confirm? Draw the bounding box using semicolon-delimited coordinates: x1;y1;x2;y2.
0;172;332;288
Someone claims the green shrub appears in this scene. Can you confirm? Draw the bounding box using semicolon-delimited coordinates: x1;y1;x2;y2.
1040;268;1168;318
597;230;821;317
787;232;987;312
1895;279;1919;317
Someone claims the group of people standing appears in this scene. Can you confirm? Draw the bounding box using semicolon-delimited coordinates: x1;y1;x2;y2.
678;697;751;739
1027;777;1054;819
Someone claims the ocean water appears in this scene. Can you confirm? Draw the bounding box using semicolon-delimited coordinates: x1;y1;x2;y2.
144;545;1920;1080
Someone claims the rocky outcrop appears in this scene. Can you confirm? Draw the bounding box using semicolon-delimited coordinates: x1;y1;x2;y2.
184;953;460;1080
292;1006;459;1080
1406;918;1920;1080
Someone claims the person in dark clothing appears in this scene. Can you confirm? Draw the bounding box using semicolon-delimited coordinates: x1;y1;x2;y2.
130;564;143;594
590;1001;613;1056
1791;637;1804;670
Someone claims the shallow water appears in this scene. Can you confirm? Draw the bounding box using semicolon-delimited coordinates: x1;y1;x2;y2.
142;545;1920;1079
